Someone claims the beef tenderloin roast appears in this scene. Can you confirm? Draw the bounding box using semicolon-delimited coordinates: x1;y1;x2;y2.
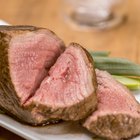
0;26;97;125
83;69;140;140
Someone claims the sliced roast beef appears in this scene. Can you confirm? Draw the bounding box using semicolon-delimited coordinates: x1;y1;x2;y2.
25;43;97;123
0;26;97;125
83;69;140;140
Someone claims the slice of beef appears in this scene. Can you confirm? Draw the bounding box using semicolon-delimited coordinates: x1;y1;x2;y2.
25;43;97;123
0;26;97;125
83;69;140;140
0;25;65;124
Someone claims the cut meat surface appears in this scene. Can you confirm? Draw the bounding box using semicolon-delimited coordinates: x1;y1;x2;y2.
9;30;65;104
26;43;97;122
83;69;140;140
0;26;97;125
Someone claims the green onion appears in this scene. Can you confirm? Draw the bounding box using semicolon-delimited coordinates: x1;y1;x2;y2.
89;51;140;90
113;75;140;90
90;51;110;57
92;56;140;77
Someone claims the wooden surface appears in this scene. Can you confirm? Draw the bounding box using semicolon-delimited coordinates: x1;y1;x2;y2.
0;0;140;139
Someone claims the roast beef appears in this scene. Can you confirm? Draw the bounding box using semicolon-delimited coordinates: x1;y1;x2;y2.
0;26;97;125
25;43;97;122
83;69;140;140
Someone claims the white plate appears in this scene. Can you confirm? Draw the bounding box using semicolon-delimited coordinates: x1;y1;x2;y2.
0;90;140;140
0;19;9;25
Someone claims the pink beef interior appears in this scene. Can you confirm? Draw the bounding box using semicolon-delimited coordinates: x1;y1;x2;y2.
9;30;64;104
29;44;94;107
87;69;140;121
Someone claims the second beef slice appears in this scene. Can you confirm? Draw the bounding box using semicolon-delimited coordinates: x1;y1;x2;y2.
83;69;140;140
26;43;97;122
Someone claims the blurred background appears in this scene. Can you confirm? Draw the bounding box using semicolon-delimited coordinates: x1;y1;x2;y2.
0;0;139;63
0;0;140;139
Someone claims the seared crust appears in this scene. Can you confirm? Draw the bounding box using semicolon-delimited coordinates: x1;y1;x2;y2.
84;113;140;140
0;25;40;31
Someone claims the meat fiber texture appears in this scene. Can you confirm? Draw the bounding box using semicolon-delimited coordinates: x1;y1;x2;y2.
0;26;97;125
83;69;140;140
